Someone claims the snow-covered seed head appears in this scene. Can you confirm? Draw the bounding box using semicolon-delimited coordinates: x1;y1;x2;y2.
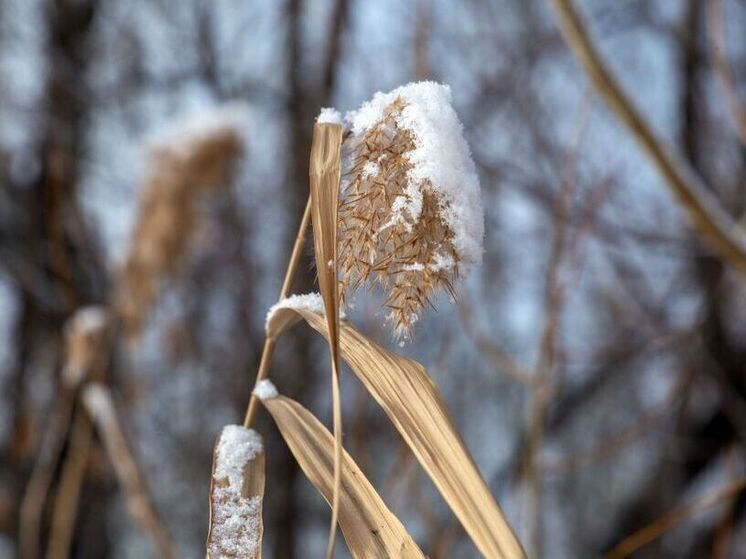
334;82;483;340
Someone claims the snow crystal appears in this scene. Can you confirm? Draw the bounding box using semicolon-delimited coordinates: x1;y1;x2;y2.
345;81;484;271
265;293;325;331
361;161;379;179
214;426;263;489
68;306;108;335
428;252;455;273
209;493;261;559
253;379;278;401
265;292;346;332
316;107;343;125
81;384;115;426
146;103;248;157
209;425;263;559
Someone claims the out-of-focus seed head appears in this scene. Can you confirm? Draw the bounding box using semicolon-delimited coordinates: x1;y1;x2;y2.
116;105;247;339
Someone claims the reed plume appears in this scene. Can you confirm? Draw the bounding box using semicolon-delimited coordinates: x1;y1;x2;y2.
115;106;246;338
332;82;484;340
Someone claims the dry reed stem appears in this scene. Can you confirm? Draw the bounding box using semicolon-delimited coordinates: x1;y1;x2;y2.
549;0;746;277
267;306;526;558
308;123;345;559
604;475;746;559
20;307;111;559
31;307;173;559
261;393;425;558
46;410;93;559
18;389;76;559
82;384;178;559
46;309;113;559
706;0;746;146
243;196;312;428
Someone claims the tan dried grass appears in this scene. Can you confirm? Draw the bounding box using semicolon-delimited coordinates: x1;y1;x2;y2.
266;306;526;559
262;393;425;559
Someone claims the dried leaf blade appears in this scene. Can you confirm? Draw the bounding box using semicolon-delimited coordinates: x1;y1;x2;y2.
309;122;345;559
267;306;526;559
262;394;425;559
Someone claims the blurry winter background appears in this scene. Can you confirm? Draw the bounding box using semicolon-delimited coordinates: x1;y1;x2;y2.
2;0;746;557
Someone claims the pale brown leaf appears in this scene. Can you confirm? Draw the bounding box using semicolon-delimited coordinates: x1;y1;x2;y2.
267;306;526;559
309;122;345;559
261;393;425;559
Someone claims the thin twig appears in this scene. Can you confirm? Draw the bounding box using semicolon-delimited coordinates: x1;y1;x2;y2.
604;475;746;559
523;91;591;559
540;369;693;476
706;0;746;146
712;446;739;559
243;195;312;428
549;0;746;277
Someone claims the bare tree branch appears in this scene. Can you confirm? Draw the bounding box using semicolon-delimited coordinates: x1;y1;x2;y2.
706;0;746;146
604;475;746;559
548;0;746;277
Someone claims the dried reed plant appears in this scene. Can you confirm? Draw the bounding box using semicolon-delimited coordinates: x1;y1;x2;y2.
115;107;246;337
215;82;525;559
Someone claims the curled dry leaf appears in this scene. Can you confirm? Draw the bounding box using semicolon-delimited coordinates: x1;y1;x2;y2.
309;122;345;559
260;392;425;559
266;304;526;559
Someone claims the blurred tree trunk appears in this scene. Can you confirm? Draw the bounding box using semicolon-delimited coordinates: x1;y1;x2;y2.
5;0;109;555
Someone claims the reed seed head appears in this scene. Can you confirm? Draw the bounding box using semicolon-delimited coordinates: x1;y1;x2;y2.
332;82;484;340
116;105;247;338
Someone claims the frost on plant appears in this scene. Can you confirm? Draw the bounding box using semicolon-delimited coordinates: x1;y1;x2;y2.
329;81;484;339
265;292;326;332
265;292;346;334
316;107;343;124
253;379;278;401
209;425;263;559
